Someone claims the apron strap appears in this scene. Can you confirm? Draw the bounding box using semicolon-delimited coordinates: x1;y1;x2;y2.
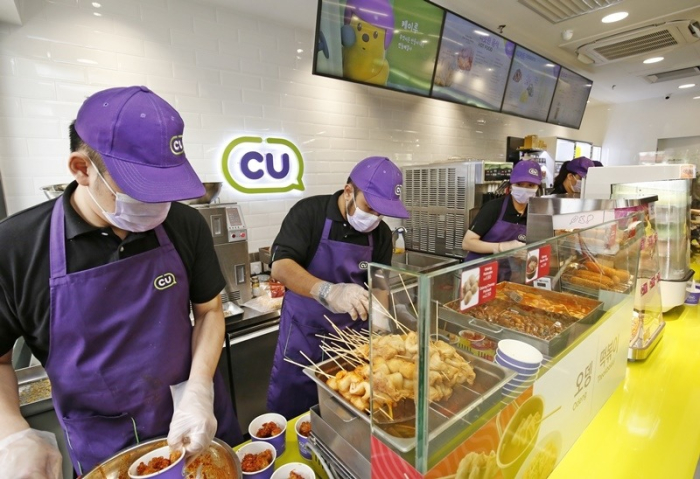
153;223;171;246
49;200;67;278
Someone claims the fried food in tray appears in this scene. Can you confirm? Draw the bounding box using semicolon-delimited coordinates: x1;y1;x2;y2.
444;282;600;341
561;260;632;294
324;332;476;424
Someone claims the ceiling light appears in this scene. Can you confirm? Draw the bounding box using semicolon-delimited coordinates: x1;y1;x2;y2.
474;30;489;37
602;12;628;23
92;2;101;7
643;57;664;64
545;63;555;67
679;84;696;89
694;96;700;99
93;12;101;16
296;49;303;53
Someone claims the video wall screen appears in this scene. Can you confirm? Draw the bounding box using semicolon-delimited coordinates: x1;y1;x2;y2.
547;68;593;129
431;12;514;111
312;0;592;128
313;0;444;96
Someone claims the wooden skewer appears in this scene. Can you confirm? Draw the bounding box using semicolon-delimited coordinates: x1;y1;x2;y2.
282;357;332;378
398;274;419;318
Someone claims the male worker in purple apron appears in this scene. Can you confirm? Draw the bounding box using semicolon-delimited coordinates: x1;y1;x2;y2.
267;157;410;419
0;86;241;478
462;160;542;279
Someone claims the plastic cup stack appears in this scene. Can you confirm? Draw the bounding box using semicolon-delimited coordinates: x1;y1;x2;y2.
496;339;543;399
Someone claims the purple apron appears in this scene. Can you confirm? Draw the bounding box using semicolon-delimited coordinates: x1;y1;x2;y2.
267;218;373;419
45;200;241;474
465;196;526;281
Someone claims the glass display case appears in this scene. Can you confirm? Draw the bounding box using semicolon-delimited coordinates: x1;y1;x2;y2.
305;214;644;478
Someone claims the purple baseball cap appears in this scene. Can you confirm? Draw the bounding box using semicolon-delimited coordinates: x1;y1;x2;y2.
75;86;205;203
510;160;542;185
350;156;409;219
568;156;595;177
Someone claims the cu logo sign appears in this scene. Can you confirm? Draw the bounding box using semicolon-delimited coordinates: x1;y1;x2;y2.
518;234;526;242
222;136;305;194
170;135;184;155
154;273;177;291
358;261;369;270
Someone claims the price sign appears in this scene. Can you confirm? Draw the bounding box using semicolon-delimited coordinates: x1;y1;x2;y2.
459;261;498;311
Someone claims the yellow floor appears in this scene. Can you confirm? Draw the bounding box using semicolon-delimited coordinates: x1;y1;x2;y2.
551;305;700;478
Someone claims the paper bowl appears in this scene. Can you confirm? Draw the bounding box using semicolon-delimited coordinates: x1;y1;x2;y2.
237;441;277;479
497;340;543;368
295;413;312;460
270;462;315;479
127;445;184;479
496;353;541;375
496;395;545;479
249;413;287;456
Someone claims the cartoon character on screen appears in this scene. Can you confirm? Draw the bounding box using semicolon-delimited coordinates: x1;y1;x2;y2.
341;0;394;85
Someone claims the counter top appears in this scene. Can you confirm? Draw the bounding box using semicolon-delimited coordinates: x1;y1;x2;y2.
551;305;700;478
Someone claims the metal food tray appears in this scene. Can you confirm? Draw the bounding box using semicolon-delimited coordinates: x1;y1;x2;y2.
304;349;515;454
440;282;604;358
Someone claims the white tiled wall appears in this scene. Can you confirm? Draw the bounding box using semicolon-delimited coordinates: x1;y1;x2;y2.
0;0;602;251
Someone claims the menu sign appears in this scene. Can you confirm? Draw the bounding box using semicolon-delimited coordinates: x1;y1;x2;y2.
458;261;498;311
501;45;560;121
547;68;592;129
431;13;514;111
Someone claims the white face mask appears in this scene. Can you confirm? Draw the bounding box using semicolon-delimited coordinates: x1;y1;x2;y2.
87;163;171;232
511;186;538;204
572;178;582;193
346;191;382;233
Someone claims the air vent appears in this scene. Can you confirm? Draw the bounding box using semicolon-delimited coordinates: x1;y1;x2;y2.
518;0;623;24
645;66;700;84
577;21;700;65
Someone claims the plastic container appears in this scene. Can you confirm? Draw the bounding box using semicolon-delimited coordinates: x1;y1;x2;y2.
685;281;700;306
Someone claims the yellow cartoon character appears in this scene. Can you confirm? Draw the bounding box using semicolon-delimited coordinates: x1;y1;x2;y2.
341;0;394;85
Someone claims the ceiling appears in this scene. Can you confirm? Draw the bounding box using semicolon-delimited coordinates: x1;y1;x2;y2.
202;0;700;105
2;0;698;104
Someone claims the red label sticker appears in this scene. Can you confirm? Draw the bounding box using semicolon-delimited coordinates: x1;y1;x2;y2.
538;245;551;277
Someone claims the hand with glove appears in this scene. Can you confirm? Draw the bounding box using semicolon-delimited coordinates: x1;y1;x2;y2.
310;281;369;321
0;428;62;479
495;240;526;253
167;376;217;464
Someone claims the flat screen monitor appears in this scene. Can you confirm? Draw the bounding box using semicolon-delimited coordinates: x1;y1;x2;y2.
547;68;593;129
431;12;515;111
313;0;444;96
501;45;560;121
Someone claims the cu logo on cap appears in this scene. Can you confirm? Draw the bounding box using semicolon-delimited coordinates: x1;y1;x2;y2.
518;234;526;242
358;261;369;270
154;273;177;291
395;185;402;197
528;168;538;176
170;135;184;155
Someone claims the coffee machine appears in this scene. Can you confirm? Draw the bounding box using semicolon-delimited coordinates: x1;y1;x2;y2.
194;203;252;306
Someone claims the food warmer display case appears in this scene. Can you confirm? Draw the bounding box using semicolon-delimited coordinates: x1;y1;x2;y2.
526;195;665;361
583;163;695;313
305;213;645;478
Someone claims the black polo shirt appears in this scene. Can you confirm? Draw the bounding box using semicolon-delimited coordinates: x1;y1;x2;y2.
469;196;528;238
271;191;392;271
0;181;225;365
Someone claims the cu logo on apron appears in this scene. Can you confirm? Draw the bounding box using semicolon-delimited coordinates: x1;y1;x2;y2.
154;272;177;290
358;261;369;270
518;234;526;242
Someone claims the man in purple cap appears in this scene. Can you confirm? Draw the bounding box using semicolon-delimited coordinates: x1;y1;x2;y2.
463;160;542;260
551;156;595;195
267;156;409;419
0;86;241;477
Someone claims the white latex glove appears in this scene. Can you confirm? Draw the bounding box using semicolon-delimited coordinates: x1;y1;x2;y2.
495;240;526;253
167;377;217;463
0;428;62;479
311;282;369;321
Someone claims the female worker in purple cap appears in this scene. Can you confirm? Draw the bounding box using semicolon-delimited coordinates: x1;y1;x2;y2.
462;160;542;260
0;86;241;478
551;156;596;195
267;156;409;419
